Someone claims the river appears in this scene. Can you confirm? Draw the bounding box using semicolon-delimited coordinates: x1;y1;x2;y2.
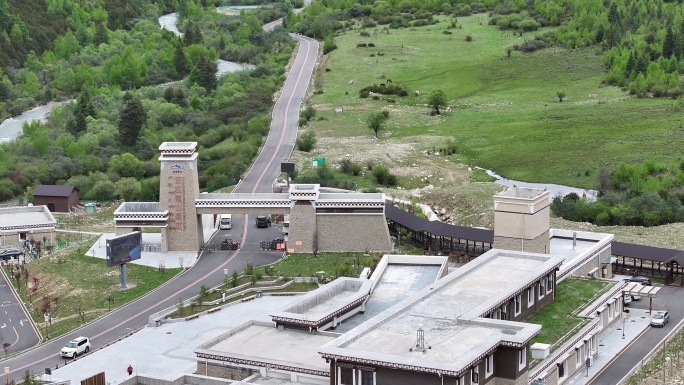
158;12;255;76
475;167;598;201
0;13;255;143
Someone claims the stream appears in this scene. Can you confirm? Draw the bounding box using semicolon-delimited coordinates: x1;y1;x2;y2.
476;167;598;201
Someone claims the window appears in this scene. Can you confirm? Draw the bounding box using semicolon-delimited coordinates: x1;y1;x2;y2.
515;294;522;316
576;346;583;366
539;279;545;299
501;305;508;320
519;347;527;370
485;354;494;378
608;303;614;319
360;371;373;385
558;360;567;380
547;274;554;293
455;375;463;385
528;287;535;306
340;367;353;385
472;367;479;384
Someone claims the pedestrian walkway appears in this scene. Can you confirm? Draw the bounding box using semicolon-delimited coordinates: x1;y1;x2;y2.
565;308;653;385
45;296;295;385
85;233;198;269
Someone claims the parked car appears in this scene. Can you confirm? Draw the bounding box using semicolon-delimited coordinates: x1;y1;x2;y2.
60;336;91;358
624;276;652;286
623;294;632;304
650;311;670;327
255;215;271;228
0;249;22;261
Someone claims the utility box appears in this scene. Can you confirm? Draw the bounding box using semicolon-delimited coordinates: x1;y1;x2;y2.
531;343;551;360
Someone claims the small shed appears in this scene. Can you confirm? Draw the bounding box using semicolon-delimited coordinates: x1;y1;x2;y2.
33;185;80;213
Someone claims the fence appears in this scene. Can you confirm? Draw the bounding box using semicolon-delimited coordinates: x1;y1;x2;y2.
200;240;240;251
621;317;684;385
259;240;286;251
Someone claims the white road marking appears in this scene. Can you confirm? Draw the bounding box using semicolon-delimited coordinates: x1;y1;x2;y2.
1;323;5;328
11;326;18;346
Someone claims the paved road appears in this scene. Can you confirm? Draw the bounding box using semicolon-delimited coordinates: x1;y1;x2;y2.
588;285;684;385
0;269;39;354
1;23;319;382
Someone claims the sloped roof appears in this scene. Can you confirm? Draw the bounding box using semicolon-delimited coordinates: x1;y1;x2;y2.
384;203;494;243
34;185;78;197
611;241;680;263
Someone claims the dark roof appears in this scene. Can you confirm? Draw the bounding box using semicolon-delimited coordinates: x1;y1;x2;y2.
384;203;494;244
34;185;78;198
611;241;681;263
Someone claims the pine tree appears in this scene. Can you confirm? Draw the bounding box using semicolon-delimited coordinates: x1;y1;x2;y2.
663;28;676;59
118;94;147;147
189;54;217;91
94;22;108;45
174;40;188;77
72;89;95;135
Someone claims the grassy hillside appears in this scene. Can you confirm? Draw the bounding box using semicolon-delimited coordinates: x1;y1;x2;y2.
305;15;683;189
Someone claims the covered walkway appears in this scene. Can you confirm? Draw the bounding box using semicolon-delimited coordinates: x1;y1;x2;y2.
385;203;493;258
386;203;684;285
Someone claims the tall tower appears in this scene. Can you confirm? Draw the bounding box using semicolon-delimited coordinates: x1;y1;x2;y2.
493;186;550;254
159;142;202;252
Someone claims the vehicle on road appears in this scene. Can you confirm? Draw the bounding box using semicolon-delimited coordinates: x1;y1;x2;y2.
0;249;22;261
255;215;271;228
219;214;232;230
282;214;290;235
624;276;652;286
650;311;670;327
60;336;91;358
623;294;632;305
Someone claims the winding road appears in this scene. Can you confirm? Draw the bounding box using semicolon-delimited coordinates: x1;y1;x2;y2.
0;18;319;381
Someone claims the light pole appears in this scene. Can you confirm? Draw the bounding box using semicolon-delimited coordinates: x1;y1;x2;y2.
224;269;228;285
622;312;628;339
5;366;9;385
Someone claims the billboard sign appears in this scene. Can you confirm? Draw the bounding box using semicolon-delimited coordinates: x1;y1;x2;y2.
106;232;142;267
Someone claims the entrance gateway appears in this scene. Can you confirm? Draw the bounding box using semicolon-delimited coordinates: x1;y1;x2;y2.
113;142;392;253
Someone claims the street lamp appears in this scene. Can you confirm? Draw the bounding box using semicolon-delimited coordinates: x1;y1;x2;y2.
622;312;628;339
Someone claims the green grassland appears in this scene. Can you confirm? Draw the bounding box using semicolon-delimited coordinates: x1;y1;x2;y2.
7;246;181;339
306;15;684;188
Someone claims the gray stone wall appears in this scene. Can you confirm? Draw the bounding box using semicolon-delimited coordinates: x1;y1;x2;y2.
317;214;391;252
494;230;549;254
289;201;316;253
195;363;253;381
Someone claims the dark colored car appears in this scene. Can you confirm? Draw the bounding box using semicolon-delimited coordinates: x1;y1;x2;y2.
255;215;271;228
0;249;22;261
624;276;652;286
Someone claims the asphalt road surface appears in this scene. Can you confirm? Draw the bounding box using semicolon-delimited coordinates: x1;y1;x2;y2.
0;269;39;354
1;27;319;382
588;285;684;385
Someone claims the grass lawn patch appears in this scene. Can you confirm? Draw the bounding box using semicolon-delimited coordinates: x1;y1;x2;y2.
303;14;684;189
6;240;181;339
527;278;610;349
254;252;382;280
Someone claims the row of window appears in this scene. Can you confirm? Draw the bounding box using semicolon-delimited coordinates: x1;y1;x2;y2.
489;273;554;321
337;349;526;385
557;335;596;382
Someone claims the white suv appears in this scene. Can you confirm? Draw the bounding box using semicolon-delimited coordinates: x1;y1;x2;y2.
60;336;91;358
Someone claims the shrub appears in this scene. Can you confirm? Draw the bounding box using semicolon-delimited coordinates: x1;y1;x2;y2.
372;166;391;185
368;43;375;47
381;110;390;118
465;34;473;42
357;43;368;47
349;162;362;176
302;105;316;121
339;158;352;173
360;31;370;37
298;116;308;127
296;131;317;152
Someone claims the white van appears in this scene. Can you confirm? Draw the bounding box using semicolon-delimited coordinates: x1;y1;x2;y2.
219;214;232;230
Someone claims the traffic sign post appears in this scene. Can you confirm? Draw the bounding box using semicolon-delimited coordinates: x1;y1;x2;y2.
312;158;325;167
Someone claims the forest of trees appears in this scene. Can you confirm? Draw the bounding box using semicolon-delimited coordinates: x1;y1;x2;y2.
0;0;295;202
3;0;684;225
